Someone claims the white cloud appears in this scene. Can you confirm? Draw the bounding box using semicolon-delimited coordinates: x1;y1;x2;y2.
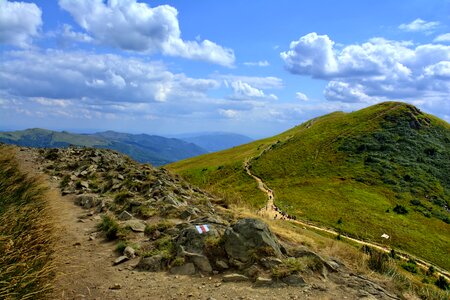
58;0;234;66
0;50;220;104
219;109;239;118
281;32;338;77
434;33;450;43
60;24;93;44
295;92;308;101
243;60;270;67
399;18;439;33
215;75;283;89
0;0;42;48
281;33;450;104
228;80;277;101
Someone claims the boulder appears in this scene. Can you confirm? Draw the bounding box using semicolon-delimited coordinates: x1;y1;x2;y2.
124;220;146;232
175;225;219;254
255;276;273;286
170;263;196;275
74;194;99;209
113;255;129;265
223;218;283;263
281;274;306;286
124;246;136;258
136;255;163;271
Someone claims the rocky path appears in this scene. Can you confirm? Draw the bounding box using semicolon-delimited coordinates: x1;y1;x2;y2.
244;150;450;281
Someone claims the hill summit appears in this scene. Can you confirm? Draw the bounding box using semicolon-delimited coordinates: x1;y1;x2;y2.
167;102;450;270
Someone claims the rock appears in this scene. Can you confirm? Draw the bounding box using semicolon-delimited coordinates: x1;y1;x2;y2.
124;220;146;232
191;255;213;273
74;194;98;209
170;263;196;275
281;274;306;286
260;257;283;269
255;276;272;286
79;181;89;189
289;246;338;273
118;174;124;180
136;255;163;271
222;273;249;282
118;210;133;221
176;225;220;254
109;283;122;290
124;246;136;258
215;260;229;270
223;218;283;263
114;256;129;265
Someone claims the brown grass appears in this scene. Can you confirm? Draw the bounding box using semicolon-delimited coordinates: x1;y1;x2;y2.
0;146;55;299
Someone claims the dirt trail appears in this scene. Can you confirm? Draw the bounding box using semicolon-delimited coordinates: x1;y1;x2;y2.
15;148;379;300
244;151;450;281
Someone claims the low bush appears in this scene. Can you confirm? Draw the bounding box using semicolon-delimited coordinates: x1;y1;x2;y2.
97;214;120;240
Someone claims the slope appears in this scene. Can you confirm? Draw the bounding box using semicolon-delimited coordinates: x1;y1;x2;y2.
167;102;450;270
0;128;207;166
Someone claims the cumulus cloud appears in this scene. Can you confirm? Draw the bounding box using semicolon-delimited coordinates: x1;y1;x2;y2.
434;33;450;43
281;33;450;103
227;80;278;101
58;0;234;66
0;50;220;104
243;60;270;67
60;24;93;44
295;92;308;101
399;18;439;33
219;109;239;118
0;0;42;48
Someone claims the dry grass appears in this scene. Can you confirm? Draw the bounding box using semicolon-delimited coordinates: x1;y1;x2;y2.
0;146;55;299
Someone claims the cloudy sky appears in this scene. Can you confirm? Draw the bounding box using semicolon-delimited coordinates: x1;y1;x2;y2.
0;0;449;138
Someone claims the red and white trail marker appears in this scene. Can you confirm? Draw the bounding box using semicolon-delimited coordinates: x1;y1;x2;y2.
195;224;210;234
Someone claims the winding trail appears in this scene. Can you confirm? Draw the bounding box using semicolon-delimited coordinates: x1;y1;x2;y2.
244;147;450;281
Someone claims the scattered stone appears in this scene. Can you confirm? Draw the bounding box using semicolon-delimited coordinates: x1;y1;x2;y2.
124;220;146;232
118;174;124;180
222;273;249;282
136;255;163;271
80;181;89;189
109;283;121;290
113;256;129;265
170;263;196;275
215;260;229;270
260;257;282;269
124;246;136;259
118;210;133;221
255;276;272;286
281;274;306;286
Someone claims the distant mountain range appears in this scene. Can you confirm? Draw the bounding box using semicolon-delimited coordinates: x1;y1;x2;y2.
0;129;254;166
0;128;206;166
178;132;253;152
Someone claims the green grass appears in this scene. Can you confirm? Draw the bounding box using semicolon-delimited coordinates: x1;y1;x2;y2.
0;145;55;299
167;102;450;270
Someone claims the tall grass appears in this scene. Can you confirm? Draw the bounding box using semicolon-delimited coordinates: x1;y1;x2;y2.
0;146;55;299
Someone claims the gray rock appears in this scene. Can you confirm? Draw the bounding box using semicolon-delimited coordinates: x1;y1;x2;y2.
113;255;129;265
118;174;124;180
260;257;283;269
124;246;135;258
289;246;338;273
118;210;133;221
215;260;229;270
136;255;163;271
80;181;89;188
223;218;283;263
222;273;249;282
255;276;272;286
75;194;98;209
124;220;146;232
281;274;306;286
170;263;196;275
175;225;219;254
191;255;212;273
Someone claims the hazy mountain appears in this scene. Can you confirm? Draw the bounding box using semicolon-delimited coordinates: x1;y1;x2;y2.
0;128;207;166
177;132;253;152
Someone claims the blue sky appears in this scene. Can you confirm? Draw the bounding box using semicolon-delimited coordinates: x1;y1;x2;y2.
0;0;449;138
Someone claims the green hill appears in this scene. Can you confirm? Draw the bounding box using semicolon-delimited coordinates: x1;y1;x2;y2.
167;102;450;270
0;128;207;166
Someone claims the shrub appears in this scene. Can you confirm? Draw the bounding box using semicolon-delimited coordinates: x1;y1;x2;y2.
60;174;70;188
114;191;131;204
97;214;120;240
144;220;173;236
401;260;418;274
367;250;390;273
435;276;449;290
272;257;305;279
393;204;408;214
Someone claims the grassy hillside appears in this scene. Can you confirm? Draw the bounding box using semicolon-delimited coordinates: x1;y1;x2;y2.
0;146;55;298
167;102;450;270
0;128;207;166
